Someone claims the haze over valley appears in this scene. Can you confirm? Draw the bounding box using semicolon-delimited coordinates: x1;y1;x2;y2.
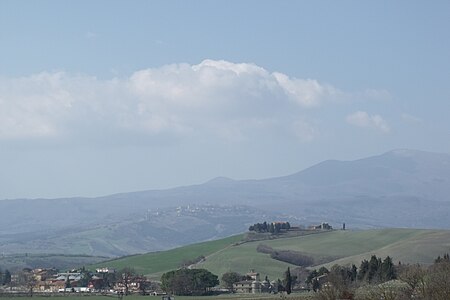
1;149;449;258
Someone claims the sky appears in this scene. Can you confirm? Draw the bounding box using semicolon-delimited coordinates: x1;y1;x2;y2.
0;1;449;199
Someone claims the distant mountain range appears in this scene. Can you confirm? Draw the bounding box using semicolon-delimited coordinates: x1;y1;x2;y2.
1;149;449;259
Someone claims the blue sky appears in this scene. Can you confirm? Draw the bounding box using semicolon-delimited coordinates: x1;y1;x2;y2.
0;1;449;199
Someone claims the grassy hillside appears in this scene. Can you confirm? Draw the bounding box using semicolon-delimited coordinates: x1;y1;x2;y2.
91;234;244;278
317;229;450;268
198;228;450;279
92;229;450;281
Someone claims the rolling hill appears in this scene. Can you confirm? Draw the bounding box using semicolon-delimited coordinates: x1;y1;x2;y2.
92;228;450;280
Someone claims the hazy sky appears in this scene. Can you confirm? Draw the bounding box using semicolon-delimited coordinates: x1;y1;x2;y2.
1;1;449;199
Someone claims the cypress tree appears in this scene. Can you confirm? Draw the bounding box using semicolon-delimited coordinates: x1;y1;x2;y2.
351;264;358;281
284;267;292;294
381;256;396;281
4;270;11;285
357;259;369;281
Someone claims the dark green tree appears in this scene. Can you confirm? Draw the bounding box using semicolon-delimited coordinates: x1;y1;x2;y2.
318;267;329;275
269;223;275;233
312;278;320;292
65;275;71;289
262;221;268;232
275;223;281;234
368;255;382;282
284;267;292;294
3;270;11;285
381;256;396;281
161;268;218;296
357;259;369;281
350;264;358;281
306;269;318;286
221;271;242;292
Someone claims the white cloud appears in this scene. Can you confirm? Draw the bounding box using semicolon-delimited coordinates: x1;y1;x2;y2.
273;73;338;107
0;60;388;142
0;72;73;139
346;111;390;133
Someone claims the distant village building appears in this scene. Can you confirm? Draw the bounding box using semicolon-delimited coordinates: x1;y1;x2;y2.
309;222;333;230
96;267;116;274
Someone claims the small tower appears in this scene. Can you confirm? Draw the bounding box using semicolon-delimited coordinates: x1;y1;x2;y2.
251;280;261;294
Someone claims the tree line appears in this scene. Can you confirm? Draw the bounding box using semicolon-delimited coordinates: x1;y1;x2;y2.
248;221;291;234
257;244;314;267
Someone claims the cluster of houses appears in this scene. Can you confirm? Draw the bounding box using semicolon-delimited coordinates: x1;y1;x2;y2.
3;267;150;294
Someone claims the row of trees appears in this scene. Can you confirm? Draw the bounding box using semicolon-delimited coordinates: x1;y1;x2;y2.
358;255;396;283
257;244;315;267
248;221;291;234
307;255;396;293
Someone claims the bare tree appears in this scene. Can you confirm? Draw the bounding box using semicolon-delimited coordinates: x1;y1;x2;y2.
118;267;137;295
398;263;427;298
18;271;37;297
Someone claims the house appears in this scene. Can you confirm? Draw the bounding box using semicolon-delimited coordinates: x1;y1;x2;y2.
232;270;275;294
309;222;333;230
233;280;259;294
96;267;116;274
37;280;65;293
247;270;260;281
87;276;104;291
55;272;83;281
33;268;57;281
113;275;148;294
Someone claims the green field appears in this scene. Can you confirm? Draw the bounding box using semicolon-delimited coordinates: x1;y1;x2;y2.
91;235;244;279
91;229;450;281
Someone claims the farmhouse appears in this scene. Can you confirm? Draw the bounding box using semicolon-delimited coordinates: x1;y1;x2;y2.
232;270;275;294
309;222;332;230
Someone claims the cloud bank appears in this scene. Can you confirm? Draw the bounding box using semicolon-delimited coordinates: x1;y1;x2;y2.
0;59;387;144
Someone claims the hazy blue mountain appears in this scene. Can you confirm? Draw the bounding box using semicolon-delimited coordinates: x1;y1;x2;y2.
0;149;449;257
